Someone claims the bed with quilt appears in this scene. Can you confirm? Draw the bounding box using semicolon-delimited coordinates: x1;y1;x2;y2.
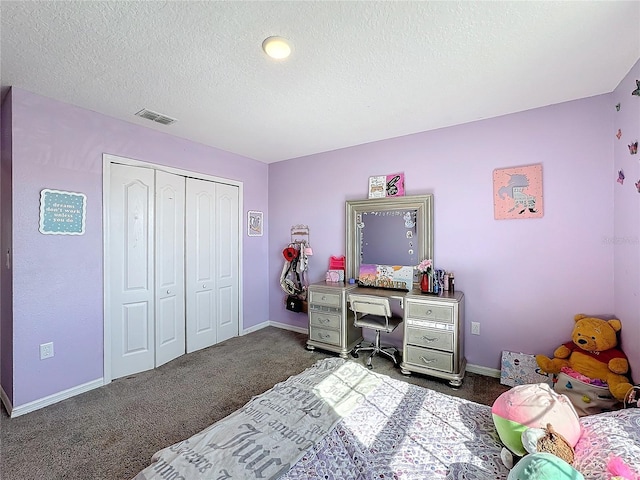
134;357;640;480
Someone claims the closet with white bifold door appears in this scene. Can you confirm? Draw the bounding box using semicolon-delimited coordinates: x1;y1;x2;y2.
107;161;239;381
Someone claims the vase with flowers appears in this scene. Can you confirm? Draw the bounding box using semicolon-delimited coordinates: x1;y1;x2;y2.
416;259;433;293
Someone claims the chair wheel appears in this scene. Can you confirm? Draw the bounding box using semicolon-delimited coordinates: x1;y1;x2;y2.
351;351;359;358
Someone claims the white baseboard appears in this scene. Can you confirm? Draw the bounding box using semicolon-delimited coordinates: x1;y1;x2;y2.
8;378;104;418
467;363;501;378
1;384;13;417
243;320;308;336
267;320;308;334
242;321;271;335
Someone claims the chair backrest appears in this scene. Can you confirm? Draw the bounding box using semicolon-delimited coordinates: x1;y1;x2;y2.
348;294;392;318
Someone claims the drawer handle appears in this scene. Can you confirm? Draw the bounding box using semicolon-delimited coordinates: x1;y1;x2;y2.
420;356;436;365
318;333;330;340
421;336;437;343
319;318;330;324
321;295;326;300
426;310;433;315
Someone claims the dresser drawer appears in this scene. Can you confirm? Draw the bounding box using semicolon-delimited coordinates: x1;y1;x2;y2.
405;345;453;373
309;290;341;308
406;303;453;324
308;326;341;346
309;311;341;330
405;326;453;352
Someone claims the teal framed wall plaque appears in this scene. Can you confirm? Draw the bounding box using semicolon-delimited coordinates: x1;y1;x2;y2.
39;189;87;235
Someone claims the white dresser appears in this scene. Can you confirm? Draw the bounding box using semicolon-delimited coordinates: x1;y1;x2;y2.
306;282;361;358
400;291;466;387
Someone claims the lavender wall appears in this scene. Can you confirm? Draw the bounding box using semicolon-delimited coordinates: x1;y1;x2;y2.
613;59;640;377
269;94;621;374
6;87;270;408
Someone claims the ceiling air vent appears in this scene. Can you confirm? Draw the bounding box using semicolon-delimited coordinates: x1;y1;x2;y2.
135;108;177;125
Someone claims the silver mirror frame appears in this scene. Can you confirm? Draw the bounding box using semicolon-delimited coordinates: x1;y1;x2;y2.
345;194;434;281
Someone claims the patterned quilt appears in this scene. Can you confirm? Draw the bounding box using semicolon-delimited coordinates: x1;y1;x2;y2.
134;357;640;480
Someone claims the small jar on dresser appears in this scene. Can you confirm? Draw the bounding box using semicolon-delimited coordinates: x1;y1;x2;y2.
400;290;466;387
306;282;361;358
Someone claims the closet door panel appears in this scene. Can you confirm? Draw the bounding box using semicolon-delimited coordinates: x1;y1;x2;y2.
155;171;186;367
109;163;155;379
186;178;218;353
216;183;239;342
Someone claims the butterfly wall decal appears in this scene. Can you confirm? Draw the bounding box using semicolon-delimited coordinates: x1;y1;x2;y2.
629;141;638;155
617;170;625;185
632;79;640;97
636;180;640;194
615;103;621;111
616;129;622;139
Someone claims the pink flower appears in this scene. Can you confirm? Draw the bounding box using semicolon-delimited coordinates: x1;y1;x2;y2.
415;259;433;274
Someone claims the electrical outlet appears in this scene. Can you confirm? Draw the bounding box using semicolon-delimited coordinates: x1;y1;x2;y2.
471;322;480;335
40;342;54;359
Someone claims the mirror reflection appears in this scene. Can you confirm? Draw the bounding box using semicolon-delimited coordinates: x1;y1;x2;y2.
359;210;418;266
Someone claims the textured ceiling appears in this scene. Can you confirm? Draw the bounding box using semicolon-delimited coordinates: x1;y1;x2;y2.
1;1;639;163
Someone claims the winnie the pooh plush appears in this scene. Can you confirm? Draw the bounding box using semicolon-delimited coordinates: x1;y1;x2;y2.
536;314;633;402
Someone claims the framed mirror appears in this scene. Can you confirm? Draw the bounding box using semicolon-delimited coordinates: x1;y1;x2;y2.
345;194;434;282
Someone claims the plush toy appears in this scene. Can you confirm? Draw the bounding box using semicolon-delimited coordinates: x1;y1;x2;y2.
608;456;640;480
507;452;584;480
536;314;634;402
521;423;575;465
492;383;581;459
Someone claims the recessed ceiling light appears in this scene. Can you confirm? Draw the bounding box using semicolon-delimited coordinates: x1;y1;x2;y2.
262;36;291;60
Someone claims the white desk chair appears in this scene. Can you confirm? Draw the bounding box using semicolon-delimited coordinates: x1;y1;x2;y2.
348;293;403;369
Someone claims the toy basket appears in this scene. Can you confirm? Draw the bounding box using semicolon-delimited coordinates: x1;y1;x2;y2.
554;372;619;416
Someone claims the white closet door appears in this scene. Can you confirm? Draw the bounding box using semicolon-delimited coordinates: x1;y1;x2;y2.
109;163;155;379
185;178;239;352
186;178;218;353
155;171;186;367
215;183;239;343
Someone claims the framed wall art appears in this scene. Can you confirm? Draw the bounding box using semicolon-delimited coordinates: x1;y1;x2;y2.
247;210;263;236
39;188;87;235
493;164;544;220
368;172;405;198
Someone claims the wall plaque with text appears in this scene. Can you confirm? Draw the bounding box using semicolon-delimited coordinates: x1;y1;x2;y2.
39;189;87;235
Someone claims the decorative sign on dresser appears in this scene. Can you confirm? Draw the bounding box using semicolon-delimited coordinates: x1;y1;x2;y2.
306;282;361;358
400;290;466;387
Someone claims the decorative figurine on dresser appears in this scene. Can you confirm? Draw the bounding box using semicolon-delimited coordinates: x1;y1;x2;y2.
306;281;361;358
400;290;466;387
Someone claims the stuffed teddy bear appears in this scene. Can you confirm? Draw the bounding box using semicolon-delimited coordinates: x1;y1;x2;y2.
536;314;633;402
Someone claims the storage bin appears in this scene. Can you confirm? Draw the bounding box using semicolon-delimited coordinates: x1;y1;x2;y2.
554;371;619;416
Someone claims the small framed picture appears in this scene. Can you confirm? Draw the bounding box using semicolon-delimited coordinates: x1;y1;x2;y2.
247;210;263;236
368;173;405;198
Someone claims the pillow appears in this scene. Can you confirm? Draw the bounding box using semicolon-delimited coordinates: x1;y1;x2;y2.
358;264;413;291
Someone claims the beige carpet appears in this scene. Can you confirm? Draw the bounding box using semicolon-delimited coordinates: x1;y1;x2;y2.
0;326;509;480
